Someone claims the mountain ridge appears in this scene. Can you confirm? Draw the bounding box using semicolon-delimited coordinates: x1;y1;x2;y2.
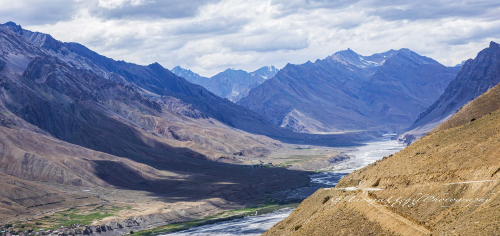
238;48;459;133
1;21;290;138
172;65;279;102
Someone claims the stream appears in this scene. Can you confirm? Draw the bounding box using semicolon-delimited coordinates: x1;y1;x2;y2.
164;134;406;236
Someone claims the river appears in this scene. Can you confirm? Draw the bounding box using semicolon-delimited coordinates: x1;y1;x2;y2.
164;134;406;236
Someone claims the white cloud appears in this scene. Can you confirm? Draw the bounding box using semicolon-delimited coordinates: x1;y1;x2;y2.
5;0;500;76
98;0;155;9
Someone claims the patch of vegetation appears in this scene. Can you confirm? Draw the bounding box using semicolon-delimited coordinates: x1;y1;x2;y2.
46;208;114;228
20;205;126;231
294;224;302;231
280;155;328;166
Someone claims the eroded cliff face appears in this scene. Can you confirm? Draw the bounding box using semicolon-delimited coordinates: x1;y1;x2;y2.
265;81;500;235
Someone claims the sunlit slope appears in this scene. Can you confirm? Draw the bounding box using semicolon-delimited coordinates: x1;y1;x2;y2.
265;82;500;235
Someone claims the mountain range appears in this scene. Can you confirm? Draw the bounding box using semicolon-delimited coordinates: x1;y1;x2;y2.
264;41;500;236
3;18;500;235
0;21;315;222
172;65;278;102
238;48;460;133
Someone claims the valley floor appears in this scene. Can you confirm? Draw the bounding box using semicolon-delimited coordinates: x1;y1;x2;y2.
2;143;356;236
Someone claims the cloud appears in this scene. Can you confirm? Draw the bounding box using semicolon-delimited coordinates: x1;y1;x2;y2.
6;0;500;77
0;0;83;25
224;34;310;52
92;0;222;19
97;0;154;9
270;0;360;12
367;0;500;21
170;16;249;35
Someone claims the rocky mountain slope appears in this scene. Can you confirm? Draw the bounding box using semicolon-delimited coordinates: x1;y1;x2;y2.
0;21;316;225
264;72;500;235
238;49;458;133
1;21;289;138
401;41;500;142
172;65;278;102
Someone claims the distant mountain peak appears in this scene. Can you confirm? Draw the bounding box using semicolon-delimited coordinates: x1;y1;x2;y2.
148;62;164;69
490;41;499;48
390;48;439;65
172;65;278;102
3;21;20;27
334;48;360;57
2;21;23;34
172;65;184;71
328;48;384;68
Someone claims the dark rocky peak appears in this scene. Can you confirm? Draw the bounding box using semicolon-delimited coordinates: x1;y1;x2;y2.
172;66;205;79
2;21;23;34
327;48;363;66
212;68;250;83
148;62;182;82
490;41;500;48
1;21;63;51
0;26;40;56
384;48;440;67
148;62;163;70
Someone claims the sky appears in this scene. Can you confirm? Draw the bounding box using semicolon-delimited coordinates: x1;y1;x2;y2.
1;0;500;77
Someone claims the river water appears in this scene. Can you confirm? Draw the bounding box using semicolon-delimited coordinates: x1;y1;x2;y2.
164;134;406;236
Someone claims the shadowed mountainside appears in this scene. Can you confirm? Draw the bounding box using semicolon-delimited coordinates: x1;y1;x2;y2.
0;22;318;224
1;21;287;138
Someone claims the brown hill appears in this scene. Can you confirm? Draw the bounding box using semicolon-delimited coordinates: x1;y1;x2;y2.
432;81;500;132
264;78;500;235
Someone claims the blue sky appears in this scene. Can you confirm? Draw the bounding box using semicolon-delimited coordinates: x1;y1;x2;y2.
1;0;500;76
